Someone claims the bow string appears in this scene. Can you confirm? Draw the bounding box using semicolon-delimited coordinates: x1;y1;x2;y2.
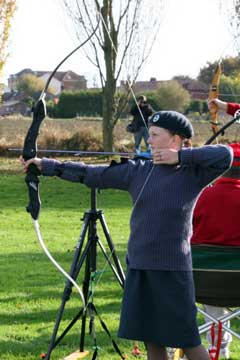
23;21;99;219
77;8;155;309
22;22;99;308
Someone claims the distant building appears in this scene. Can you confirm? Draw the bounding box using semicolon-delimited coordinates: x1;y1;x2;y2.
8;68;87;95
0;98;29;116
0;68;87;116
119;77;163;93
119;77;208;100
0;91;30;116
175;77;208;100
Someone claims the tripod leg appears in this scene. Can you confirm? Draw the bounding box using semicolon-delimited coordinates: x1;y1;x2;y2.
97;237;124;287
44;188;126;359
90;303;126;359
44;213;91;360
80;209;100;353
80;249;91;351
99;213;125;286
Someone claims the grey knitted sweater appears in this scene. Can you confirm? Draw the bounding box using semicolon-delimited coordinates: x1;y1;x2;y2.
42;145;232;271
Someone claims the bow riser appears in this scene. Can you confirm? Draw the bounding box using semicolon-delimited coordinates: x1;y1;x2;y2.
208;63;221;135
21;23;100;316
25;173;41;220
23;99;46;220
23;99;46;171
22;18;100;221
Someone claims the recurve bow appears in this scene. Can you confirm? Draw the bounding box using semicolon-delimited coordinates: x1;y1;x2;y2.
22;24;99;307
208;63;222;138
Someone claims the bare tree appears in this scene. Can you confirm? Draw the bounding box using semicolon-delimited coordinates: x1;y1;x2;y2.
219;0;240;52
0;0;16;96
61;0;165;150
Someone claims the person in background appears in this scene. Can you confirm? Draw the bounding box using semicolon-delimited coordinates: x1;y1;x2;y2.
21;111;233;360
191;141;240;360
191;142;240;248
192;95;240;360
130;95;154;153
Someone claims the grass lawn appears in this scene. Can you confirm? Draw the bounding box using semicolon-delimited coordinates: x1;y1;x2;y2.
0;162;240;359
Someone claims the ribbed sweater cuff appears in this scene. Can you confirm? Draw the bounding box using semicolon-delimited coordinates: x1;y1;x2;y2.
179;148;194;165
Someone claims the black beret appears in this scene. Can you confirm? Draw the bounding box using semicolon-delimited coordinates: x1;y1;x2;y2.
149;111;194;139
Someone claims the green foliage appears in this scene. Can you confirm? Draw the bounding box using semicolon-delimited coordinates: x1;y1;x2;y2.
219;74;240;103
221;56;240;77
198;56;240;84
55;90;103;118
16;74;46;101
46;99;57;117
49;90;131;120
150;80;191;113
198;61;218;85
186;100;208;115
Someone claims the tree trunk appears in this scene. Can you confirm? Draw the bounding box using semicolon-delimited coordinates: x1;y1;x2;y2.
101;0;117;151
102;85;115;150
63;0;164;151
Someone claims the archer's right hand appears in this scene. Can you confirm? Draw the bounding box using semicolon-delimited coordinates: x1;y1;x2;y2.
208;98;227;112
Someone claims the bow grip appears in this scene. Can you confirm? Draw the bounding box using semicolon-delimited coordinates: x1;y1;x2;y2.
25;172;41;220
209;102;218;120
27;163;41;176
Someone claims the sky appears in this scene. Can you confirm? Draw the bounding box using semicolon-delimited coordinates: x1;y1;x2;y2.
2;0;240;87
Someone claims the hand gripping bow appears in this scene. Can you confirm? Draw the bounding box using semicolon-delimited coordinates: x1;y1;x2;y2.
22;24;99;308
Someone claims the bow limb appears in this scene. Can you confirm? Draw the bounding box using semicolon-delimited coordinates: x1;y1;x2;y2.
23;20;99;219
22;25;99;307
33;221;86;306
23;102;86;308
208;63;221;137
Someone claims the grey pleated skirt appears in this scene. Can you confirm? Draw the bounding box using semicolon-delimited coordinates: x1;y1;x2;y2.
118;269;201;348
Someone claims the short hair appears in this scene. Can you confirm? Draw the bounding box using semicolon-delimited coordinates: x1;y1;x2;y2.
137;95;147;102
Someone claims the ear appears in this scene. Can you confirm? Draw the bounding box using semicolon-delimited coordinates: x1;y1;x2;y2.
172;134;184;149
173;134;182;143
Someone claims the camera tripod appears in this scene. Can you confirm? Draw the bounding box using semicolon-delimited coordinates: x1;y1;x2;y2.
43;188;126;360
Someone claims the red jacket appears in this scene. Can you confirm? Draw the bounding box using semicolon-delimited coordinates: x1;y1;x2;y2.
227;102;240;116
191;178;240;246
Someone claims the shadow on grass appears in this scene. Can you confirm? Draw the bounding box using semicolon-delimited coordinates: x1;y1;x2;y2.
0;249;126;360
0;328;129;360
0;249;125;329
